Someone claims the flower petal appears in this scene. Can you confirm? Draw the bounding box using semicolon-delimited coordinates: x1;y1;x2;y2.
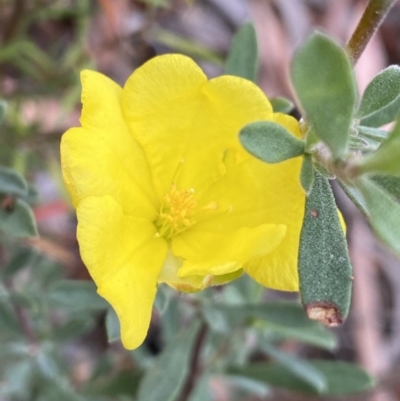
61;70;157;215
173;224;286;277
61;128;156;219
77;195;168;349
121;55;273;197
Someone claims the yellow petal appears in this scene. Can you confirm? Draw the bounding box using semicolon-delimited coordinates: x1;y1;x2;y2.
61;70;157;215
173;224;286;277
61;127;156;219
193;114;305;291
77;195;168;349
121;55;273;198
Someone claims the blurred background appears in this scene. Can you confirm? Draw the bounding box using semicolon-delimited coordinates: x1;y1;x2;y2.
1;0;400;400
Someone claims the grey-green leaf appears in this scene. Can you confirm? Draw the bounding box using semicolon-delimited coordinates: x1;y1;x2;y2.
299;173;353;325
0;199;37;237
300;154;314;194
358;65;400;127
261;343;327;394
356;116;400;175
224;22;258;82
228;360;374;396
240;121;305;164
47;280;108;312
212;302;337;350
372;175;400;199
338;180;368;216
0;166;29;197
137;321;202;401
291;32;357;159
357;177;400;256
270;97;294;113
105;307;120;343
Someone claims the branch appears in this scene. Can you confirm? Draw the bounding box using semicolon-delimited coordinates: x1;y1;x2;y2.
346;0;396;65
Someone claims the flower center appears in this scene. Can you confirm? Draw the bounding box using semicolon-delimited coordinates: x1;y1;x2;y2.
155;183;197;239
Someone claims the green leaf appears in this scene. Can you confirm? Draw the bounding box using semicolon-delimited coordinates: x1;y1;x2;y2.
0;198;38;237
47;280;108;312
356;177;400;256
0;283;22;340
0;100;6;124
224;22;258;82
270;97;294;113
299;173;352;324
300;154;314;194
153;285;170;313
338;180;368;216
261;343;327;393
1;247;37;278
0;166;28;197
356;116;400;175
372;175;400;199
53;317;95;342
240;121;305;163
291;32;357;159
188;375;212;401
137;321;202;401
358;65;400;127
105;307;120;343
228;360;374;396
213;302;337;350
357;125;389;142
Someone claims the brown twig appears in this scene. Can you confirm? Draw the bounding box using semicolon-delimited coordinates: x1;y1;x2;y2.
346;0;396;65
176;322;208;401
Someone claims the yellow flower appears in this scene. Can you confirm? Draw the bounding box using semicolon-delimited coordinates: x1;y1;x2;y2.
60;54;305;350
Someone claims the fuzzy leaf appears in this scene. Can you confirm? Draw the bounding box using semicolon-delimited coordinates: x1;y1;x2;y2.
357;177;400;256
358;65;400;127
299;173;352;325
225;22;258;82
291;32;357;159
0;166;29;197
357;116;400;175
270;97;294;113
300;154;314;194
240;121;305;163
0;199;37;237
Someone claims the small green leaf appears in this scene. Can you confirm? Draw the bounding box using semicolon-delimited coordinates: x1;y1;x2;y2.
291;32;357;159
300;154;314;194
338;180;368;216
357;177;400;256
0;100;6;124
240;121;305;164
299;173;352;325
356;116;400;175
270;97;294;113
261;343;327;394
47;280;108;312
358;65;400;127
154;285;171;313
357;125;389;141
137;321;202;401
228;360;374;396
0;166;28;197
105;307;120;343
372;175;400;199
224;22;258;82
212;302;337;350
0;199;37;237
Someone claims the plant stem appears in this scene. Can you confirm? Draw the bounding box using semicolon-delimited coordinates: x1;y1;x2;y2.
346;0;396;65
176;322;208;401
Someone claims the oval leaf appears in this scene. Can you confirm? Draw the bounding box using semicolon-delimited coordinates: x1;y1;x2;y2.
356;177;400;256
0;167;28;197
291;32;357;159
358;65;400;127
299;173;353;325
300;154;314;194
240;121;305;164
0;199;37;237
224;22;258;82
